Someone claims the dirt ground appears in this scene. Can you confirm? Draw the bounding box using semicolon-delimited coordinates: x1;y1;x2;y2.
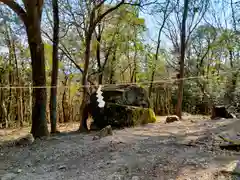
0;115;240;180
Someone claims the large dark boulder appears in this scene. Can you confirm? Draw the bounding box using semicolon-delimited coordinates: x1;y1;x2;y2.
211;105;235;119
97;84;150;108
92;103;156;129
86;85;155;129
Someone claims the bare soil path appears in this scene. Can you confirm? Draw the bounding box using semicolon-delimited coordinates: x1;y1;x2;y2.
1;115;240;180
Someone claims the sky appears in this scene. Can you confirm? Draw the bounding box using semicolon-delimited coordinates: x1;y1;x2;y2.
0;0;237;54
0;1;157;54
139;11;173;48
138;0;237;49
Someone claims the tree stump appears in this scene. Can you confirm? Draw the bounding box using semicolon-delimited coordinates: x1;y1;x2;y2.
211;106;235;120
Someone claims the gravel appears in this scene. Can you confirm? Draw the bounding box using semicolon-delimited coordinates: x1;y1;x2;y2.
1;116;240;180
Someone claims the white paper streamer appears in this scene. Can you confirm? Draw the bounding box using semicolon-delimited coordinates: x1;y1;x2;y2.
96;85;105;108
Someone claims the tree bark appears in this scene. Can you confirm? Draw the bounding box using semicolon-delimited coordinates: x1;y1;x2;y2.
1;0;49;138
50;0;60;133
131;41;138;83
224;50;238;104
4;22;13;125
25;2;49;138
96;26;103;84
78;1;126;131
12;35;24;127
148;0;170;98
27;27;49;138
79;32;92;132
109;47;117;84
62;76;70;123
224;0;239;105
176;0;189;119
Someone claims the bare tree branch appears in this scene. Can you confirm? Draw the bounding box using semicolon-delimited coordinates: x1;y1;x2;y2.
93;0;125;28
41;29;84;73
0;0;28;25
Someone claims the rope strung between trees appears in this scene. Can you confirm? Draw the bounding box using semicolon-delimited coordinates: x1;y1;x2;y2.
0;70;237;89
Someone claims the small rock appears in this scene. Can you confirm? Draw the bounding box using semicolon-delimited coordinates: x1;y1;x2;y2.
165;115;180;124
15;134;34;146
219;160;240;175
58;165;67;170
93;125;113;140
17;169;22;173
132;176;140;180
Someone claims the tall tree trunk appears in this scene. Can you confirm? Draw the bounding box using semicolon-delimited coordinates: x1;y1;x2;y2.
0;89;8;128
78;0;125;131
96;22;103;84
148;32;160;97
62;89;70;123
29;83;32;125
109;47;117;84
3;21;13;125
148;0;170;98
96;36;103;84
27;14;49;138
131;41;138;83
0;88;3;127
12;36;24;127
79;33;92;132
50;0;60;133
1;0;49;138
224;0;239;104
62;76;70;123
1;101;8;128
176;0;189;119
224;50;238;104
27;28;49;137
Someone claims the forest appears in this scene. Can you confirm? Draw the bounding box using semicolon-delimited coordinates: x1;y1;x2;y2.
0;0;239;138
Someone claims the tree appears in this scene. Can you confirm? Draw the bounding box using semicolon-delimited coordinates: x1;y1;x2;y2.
78;0;127;132
0;0;49;138
98;5;145;84
49;0;60;133
0;8;15;127
223;0;240;104
175;0;189;119
163;0;209;118
43;0;131;131
148;0;172;97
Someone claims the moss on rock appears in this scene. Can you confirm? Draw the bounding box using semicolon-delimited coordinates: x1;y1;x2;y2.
92;103;156;129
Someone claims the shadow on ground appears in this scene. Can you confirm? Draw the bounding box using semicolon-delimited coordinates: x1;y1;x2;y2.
0;117;240;180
